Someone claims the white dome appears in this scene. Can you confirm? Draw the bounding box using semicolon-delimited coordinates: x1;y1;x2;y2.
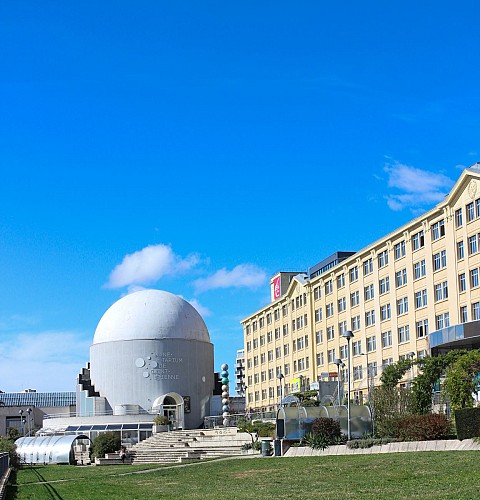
93;289;210;344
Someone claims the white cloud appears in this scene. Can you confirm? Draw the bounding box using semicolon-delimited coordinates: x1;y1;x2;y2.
0;331;90;392
186;298;212;318
193;264;267;294
383;161;454;212
105;244;200;288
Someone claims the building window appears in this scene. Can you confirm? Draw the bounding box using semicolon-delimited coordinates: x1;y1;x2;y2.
338;297;346;312
363;258;373;276
352;340;362;356
472;302;480;321
433;250;447;271
381;330;392;348
284;363;291;376
459;273;467;292
412;230;425;251
457;241;464;260
325;280;333;295
283;325;289;337
267;331;273;343
431;219;445;240
275;327;281;340
274;309;280;321
353;365;363;381
327;325;335;341
349;266;359;283
268;368;274;380
471;268;479;288
246;341;252;352
460;305;468;323
275;348;281;359
415;289;428;309
261;353;266;364
260;335;265;346
316;330;323;344
254;373;259;384
367;335;376;352
340;345;348;359
416;319;428;338
268;351;273;362
379;277;390;294
468;235;478;255
477;198;480;218
314;286;321;301
434;281;447;301
455;208;463;227
436;313;450;330
282;304;288;317
380;303;391;321
378;249;389;268
298;337;305;350
394;241;406;260
413;259;426;280
326;303;334;318
351;315;361;331
253;338;258;349
337;273;345;288
467;202;475;222
339;320;347;335
316;352;324;366
395;268;407;287
267;313;272;325
364;284;375;301
327;349;336;363
398;325;410;343
365;310;376;327
397;297;409;315
283;344;289;356
350;290;360;307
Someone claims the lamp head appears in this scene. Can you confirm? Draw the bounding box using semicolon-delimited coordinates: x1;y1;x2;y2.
341;330;354;341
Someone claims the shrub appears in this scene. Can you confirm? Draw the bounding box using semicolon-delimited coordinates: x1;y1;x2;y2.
455;407;480;440
347;437;398;449
303;432;330;450
91;432;121;458
311;417;342;445
394;414;452;441
0;437;20;470
153;415;170;425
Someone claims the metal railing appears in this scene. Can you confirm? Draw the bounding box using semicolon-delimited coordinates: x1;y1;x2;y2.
43;408;152;419
0;452;9;482
204;411;276;428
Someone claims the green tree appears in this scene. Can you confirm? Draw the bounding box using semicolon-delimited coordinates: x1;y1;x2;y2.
442;350;480;412
91;431;121;458
0;436;20;470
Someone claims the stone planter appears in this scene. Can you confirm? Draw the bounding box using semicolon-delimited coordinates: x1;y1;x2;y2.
153;424;170;433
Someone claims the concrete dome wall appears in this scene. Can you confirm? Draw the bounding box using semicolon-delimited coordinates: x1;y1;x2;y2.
90;339;214;428
89;289;214;429
93;289;210;344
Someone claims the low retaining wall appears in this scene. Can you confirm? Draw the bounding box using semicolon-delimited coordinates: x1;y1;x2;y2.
285;439;480;457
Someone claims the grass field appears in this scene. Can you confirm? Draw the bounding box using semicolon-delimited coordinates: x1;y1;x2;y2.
7;452;480;499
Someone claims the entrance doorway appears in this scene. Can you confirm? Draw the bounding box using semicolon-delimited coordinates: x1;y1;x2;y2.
152;393;185;429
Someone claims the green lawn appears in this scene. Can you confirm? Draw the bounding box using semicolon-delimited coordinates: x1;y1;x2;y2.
7;452;480;499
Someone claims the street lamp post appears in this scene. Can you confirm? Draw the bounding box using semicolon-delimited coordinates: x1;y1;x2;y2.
409;352;416;385
26;408;32;436
334;358;344;406
277;372;284;409
18;409;24;436
342;330;354;441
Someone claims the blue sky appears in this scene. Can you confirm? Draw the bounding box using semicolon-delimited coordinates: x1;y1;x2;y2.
0;1;479;392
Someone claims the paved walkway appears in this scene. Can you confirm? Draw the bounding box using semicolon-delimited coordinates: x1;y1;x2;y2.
284;438;480;457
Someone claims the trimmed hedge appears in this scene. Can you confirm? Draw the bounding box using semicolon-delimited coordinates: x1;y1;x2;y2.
455;407;480;440
394;414;452;441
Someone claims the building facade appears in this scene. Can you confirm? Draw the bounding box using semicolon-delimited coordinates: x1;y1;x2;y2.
241;165;480;411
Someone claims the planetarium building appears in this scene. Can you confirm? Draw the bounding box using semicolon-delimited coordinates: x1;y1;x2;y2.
40;289;215;442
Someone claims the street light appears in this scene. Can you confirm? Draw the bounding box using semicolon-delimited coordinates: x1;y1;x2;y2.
26;408;32;436
408;352;416;384
277;372;284;409
341;330;354;441
18;409;24;436
334;358;344;406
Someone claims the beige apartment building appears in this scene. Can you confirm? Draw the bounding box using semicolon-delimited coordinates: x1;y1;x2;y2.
241;165;480;411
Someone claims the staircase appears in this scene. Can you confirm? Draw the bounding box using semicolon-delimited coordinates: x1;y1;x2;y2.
128;427;253;464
